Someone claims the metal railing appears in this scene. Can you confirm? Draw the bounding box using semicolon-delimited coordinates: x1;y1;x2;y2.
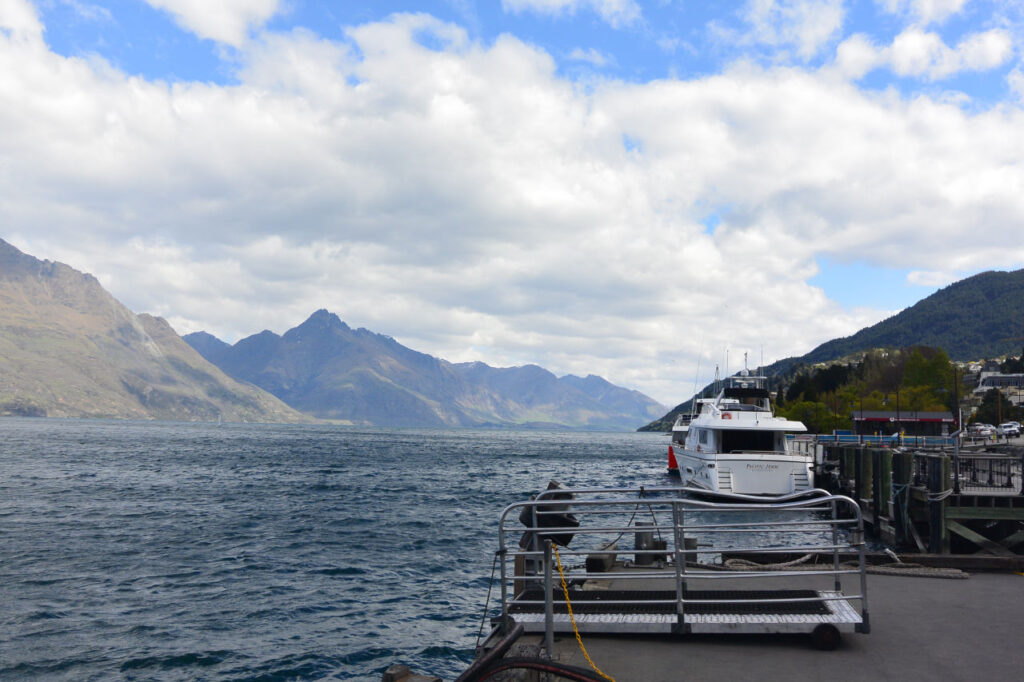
815;433;958;448
953;455;1024;495
493;486;869;647
910;451;1024;496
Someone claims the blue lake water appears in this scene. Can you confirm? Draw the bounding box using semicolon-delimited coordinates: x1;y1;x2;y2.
0;418;671;681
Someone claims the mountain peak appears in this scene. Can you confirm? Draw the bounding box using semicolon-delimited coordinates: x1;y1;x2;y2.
299;309;349;331
0;238;47;276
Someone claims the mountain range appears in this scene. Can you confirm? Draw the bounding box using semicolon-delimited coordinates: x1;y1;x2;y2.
642;268;1024;430
0;238;664;429
6;235;1020;430
183;311;666;429
0;239;308;422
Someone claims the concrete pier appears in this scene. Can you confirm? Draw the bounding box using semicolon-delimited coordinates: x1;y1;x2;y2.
514;571;1024;681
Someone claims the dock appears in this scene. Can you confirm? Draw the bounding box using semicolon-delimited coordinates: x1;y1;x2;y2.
807;439;1024;560
500;571;1024;682
446;485;876;681
440;480;1024;682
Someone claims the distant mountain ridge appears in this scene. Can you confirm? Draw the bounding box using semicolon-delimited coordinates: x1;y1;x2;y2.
185;310;666;430
0;239;309;422
642;268;1024;430
780;269;1024;370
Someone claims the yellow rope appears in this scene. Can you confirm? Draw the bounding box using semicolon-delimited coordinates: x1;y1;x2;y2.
552;544;616;682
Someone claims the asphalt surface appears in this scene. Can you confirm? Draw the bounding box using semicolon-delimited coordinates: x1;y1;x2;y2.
519;571;1024;682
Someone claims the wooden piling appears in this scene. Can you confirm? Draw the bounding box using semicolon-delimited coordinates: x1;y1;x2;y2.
871;449;882;538
891;451;912;545
927;456;950;554
853;448;863;505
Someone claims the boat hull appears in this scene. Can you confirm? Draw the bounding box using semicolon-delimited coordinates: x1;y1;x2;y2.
676;450;813;495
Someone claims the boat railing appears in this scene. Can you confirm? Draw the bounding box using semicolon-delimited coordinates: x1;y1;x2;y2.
719;404;770;412
492;486;869;644
724;449;812;457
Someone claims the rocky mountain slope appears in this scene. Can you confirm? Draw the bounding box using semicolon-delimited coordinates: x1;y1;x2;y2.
0;239;309;422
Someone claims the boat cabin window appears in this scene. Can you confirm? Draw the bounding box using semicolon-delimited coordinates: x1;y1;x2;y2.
720;429;775;453
722;387;770;411
698;430;708;445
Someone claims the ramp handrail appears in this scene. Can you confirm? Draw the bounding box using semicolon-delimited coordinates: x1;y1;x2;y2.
493;486;869;644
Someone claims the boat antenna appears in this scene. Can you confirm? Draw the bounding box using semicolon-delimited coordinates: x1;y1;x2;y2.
690;359;702;416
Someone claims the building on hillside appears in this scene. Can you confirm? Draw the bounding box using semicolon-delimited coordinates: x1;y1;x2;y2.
850;410;956;437
973;372;1024;407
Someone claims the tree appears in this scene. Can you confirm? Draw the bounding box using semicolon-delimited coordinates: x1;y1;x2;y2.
1001;352;1024;374
779;400;849;434
972;388;1020;425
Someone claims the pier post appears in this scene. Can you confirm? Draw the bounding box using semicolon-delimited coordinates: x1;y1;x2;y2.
881;450;892;516
943;457;952;552
928;457;950;554
854;448;863;506
543;540;554;659
871;449;882;538
891;451;911;545
831;498;841;592
672;501;687;633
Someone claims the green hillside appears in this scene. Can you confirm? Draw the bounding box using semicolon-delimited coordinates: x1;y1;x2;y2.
642;268;1024;431
796;269;1024;365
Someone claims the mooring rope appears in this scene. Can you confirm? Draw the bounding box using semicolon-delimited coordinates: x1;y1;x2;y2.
712;555;967;579
474;550;502;650
552;545;616;682
722;553;816;569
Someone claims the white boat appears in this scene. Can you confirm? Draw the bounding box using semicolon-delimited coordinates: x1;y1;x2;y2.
668;371;812;495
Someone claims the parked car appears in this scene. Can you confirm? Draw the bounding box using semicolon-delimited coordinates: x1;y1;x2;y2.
999;422;1020;438
968;423;995;438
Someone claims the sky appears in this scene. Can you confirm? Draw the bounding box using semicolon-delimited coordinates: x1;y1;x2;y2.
3;0;1024;407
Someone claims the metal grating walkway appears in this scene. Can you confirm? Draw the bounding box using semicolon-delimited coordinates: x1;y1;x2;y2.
511;588;830;615
511;591;862;635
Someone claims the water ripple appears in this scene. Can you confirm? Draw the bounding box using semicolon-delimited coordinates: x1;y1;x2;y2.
0;418;667;680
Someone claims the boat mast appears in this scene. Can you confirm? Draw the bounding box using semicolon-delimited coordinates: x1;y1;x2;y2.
689;354;702;420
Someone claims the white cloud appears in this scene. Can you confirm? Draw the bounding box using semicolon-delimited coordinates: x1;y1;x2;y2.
1009;67;1024;100
60;1;113;22
833;33;885;78
955;29;1016;71
907;270;961;287
143;0;281;47
878;0;969;26
0;0;44;43
733;0;845;60
833;27;1012;80
502;0;642;28
5;9;1024;404
568;47;613;67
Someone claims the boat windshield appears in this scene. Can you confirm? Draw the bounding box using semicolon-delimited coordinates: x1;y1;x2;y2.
720;429;777;453
721;386;771;412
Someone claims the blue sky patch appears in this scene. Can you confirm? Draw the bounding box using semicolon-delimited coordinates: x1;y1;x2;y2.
811;257;938;311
